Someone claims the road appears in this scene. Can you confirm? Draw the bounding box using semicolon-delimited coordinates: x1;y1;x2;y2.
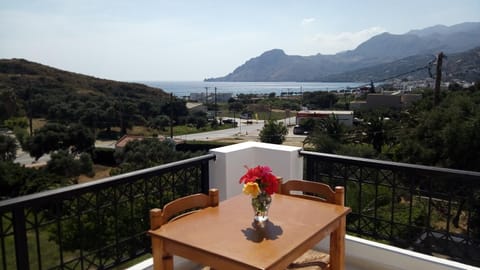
173;116;306;144
174;118;265;141
14;149;50;166
174;117;305;146
13;116;306;165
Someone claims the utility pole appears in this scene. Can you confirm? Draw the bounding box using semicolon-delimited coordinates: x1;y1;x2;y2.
170;93;174;139
204;87;209;108
214;87;217;119
434;52;444;106
300;85;303;108
26;85;33;136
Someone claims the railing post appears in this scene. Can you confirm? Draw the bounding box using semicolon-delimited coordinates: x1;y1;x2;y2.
305;155;314;180
201;160;210;194
12;208;29;270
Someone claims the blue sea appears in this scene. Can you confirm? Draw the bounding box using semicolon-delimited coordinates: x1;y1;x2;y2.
141;81;364;97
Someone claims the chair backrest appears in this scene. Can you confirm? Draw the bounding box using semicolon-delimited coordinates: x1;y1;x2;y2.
149;188;219;230
279;179;344;206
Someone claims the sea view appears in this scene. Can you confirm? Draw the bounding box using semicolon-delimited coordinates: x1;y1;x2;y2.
142;81;365;97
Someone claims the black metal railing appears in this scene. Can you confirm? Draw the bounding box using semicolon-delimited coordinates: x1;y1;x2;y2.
0;153;215;270
301;150;480;267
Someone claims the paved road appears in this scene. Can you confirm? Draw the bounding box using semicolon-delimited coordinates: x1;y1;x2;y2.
173;116;305;142
175;117;305;145
13;116;306;165
15;149;50;166
175;118;265;141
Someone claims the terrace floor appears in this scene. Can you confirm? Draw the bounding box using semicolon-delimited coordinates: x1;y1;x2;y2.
128;235;477;270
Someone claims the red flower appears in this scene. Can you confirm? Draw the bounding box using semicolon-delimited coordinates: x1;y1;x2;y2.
239;165;279;195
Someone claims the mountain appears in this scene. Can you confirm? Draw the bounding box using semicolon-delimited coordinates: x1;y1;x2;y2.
319;47;480;82
0;58;168;100
206;22;480;82
407;22;480;37
209;49;348;81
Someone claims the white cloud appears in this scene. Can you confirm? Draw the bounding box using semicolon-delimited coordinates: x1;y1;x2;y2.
301;18;315;26
308;26;386;54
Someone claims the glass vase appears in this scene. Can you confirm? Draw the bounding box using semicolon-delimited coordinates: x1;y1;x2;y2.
251;192;272;222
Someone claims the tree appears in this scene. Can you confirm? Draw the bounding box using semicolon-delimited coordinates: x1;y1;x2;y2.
0;135;17;161
0;161;66;198
302;92;338;109
259;120;288;144
48;102;76;123
4;117;28;130
25;123;94;160
303;115;346;153
67;124;95;154
229;101;245;122
112;138;195;174
25;123;68;159
114;100;137;135
79;108;101;133
0;88;19;122
45;150;94;178
364;115;387;153
395;90;480;171
79;152;94;177
46;150;81;178
148;115;170;131
161;99;188;124
318;115;345;141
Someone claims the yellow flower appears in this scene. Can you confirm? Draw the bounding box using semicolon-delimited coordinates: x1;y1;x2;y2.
243;182;261;198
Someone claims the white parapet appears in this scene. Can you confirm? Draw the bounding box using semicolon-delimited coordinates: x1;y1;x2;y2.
315;235;478;270
209;141;303;201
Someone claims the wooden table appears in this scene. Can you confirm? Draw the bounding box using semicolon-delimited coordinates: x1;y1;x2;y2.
149;193;351;270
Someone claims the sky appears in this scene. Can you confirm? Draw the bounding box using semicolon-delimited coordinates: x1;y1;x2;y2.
1;0;479;81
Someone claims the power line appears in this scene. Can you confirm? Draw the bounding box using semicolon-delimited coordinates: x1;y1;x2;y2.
353;55;438;89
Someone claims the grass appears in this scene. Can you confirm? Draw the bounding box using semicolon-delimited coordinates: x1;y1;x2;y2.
32;118;47;131
2;213;77;269
155;123;233;136
77;164;112;183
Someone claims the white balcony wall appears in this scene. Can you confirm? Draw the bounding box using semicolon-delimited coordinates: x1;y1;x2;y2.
208;141;303;201
314;235;477;270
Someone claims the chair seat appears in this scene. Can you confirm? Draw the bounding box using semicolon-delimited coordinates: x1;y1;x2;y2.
287;249;330;270
193;250;329;270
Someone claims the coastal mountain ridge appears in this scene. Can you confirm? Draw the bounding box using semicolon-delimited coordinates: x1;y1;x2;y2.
321;46;480;82
206;22;480;82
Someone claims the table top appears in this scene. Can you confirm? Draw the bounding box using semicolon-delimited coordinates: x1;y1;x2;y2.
149;193;351;270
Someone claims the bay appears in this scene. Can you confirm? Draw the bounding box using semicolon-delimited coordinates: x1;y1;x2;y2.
141;81;364;97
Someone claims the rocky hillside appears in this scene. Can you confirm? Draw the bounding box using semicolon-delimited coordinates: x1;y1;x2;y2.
320;47;480;82
206;22;480;82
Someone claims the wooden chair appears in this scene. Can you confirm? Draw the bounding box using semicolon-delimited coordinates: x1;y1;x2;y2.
279;180;345;270
149;189;219;270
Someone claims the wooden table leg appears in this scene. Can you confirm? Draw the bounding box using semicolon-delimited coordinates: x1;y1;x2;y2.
329;217;346;270
151;237;173;270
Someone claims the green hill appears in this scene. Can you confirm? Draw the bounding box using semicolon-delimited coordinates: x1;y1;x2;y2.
0;58;168;100
0;59;176;131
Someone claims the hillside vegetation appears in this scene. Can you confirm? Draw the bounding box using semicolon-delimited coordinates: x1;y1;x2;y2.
0;58;183;137
0;58;168;100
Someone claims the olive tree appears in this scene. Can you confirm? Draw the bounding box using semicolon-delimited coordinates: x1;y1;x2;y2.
0;134;17;161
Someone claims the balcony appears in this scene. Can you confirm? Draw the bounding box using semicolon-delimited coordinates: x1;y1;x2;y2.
1;141;479;270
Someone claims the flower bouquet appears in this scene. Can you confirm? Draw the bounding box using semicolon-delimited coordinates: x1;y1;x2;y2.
239;165;279;222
